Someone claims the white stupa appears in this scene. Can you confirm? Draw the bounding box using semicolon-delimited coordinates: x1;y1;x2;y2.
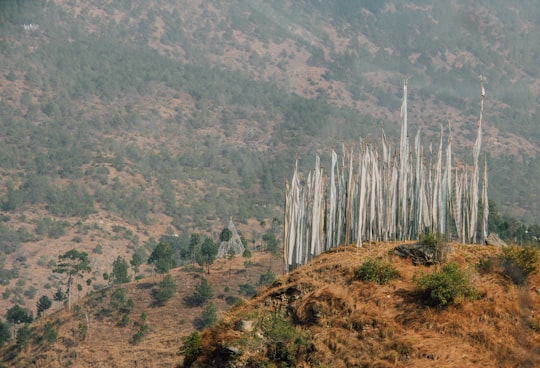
217;218;245;258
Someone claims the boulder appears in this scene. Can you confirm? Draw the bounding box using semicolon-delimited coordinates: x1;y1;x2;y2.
484;233;507;246
394;243;438;266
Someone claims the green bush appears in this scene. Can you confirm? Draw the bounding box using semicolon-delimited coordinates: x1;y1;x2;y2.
129;324;148;345
501;246;538;284
178;331;202;365
194;302;217;330
413;263;477;307
260;313;311;364
239;283;257;297
419;231;449;264
0;321;11;347
478;246;538;285
184;278;212;307
355;258;399;285
42;321;57;343
152;274;177;306
258;267;275;286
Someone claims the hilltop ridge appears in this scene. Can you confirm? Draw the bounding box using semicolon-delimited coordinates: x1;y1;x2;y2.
184;242;540;367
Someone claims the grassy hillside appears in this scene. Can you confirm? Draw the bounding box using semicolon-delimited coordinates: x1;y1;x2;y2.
0;0;539;333
0;250;282;367
184;242;540;367
2;240;539;367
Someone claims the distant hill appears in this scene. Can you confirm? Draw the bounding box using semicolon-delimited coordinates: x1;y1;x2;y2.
183;242;540;367
0;0;539;327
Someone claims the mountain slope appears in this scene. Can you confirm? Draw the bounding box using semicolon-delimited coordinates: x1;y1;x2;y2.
0;250;282;367
0;0;539;327
185;243;540;367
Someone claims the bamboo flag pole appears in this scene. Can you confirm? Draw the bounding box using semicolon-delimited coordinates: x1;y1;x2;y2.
282;79;488;272
481;157;489;243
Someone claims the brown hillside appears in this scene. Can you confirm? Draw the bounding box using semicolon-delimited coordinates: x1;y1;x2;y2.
186;242;540;367
0;250;282;368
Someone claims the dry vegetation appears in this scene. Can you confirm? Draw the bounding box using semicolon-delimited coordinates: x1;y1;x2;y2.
0;251;282;367
188;242;540;367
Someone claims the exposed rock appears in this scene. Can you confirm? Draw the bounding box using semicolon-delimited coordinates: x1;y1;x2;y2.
236;319;254;333
394;243;439;266
484;233;507;246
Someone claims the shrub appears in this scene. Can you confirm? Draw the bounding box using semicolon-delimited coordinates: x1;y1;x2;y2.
42;321;57;343
419;231;450;264
258;267;275;286
261;313;311;364
109;288;126;311
152;274;177;306
129;324;148;345
184;278;212;307
239;283;257;297
355;258;399;285
501;246;538;285
179;331;202;365
413;263;477;307
16;324;34;349
478;246;538;285
0;321;11;347
194;302;217;330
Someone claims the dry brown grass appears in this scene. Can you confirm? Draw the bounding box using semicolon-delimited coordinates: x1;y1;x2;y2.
185;242;540;367
0;251;282;367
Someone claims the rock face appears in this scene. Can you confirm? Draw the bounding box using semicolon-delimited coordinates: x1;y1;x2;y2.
484;233;507;246
394;243;444;266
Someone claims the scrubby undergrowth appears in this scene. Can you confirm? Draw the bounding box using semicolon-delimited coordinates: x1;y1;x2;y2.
183;243;540;368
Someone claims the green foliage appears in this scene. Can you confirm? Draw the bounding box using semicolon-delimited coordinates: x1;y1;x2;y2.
15;324;33;349
501;246;538;285
92;244;103;254
258;267;275;286
6;304;33;324
35;217;70;239
109;288;127;311
219;228;232;242
130;324;149;345
54;249;91;310
197;237;218;274
355;258;399;285
179;331;202;365
110;256;131;284
0;321;10;347
130;248;146;274
148;242;176;274
239;283;257;298
54;249;91;277
46;183;95;217
152;274;177;306
419;231;449;264
413;263;478;307
194;302;217;330
261;313;311;364
53;288;66;302
78;322;88;341
262;232;279;255
41;321;57;343
36;295;52;317
118;313;130;327
478;246;539;285
185;278;212;307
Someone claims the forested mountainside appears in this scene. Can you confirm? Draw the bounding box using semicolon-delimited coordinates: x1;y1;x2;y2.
0;0;539;320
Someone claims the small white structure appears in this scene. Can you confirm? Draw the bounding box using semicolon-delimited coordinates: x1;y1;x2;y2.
23;24;39;32
217;218;245;258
